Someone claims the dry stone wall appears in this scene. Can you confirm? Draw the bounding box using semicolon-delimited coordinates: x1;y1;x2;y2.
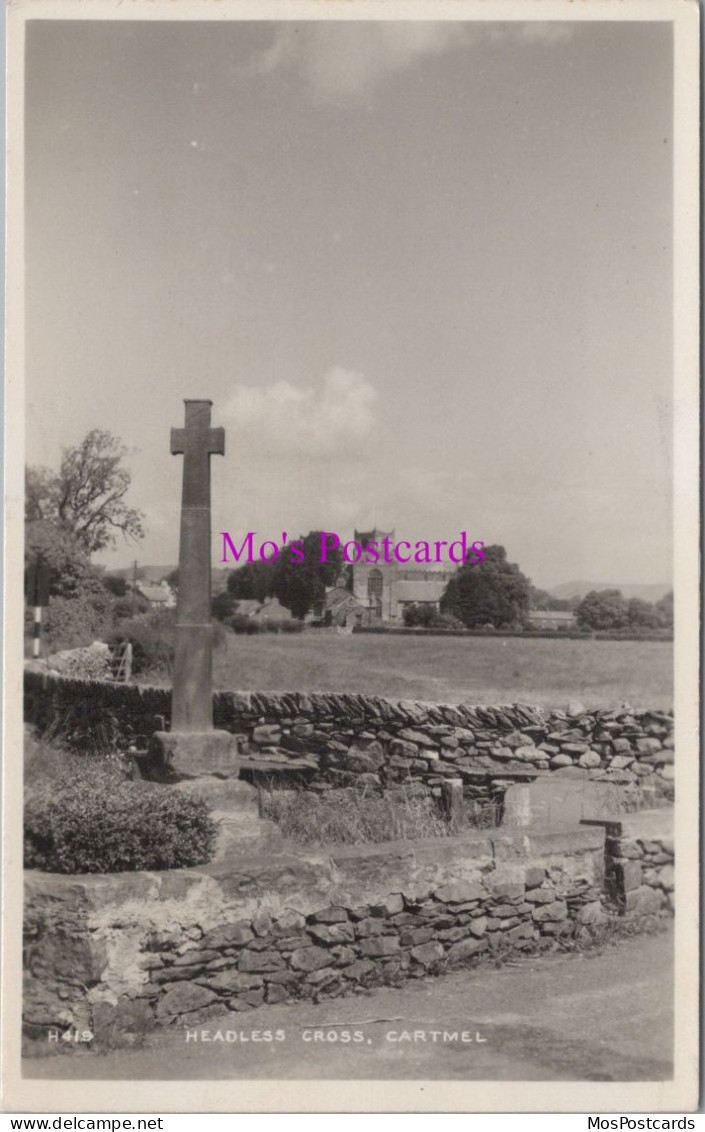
24;826;605;1046
24;671;674;807
586;812;675;918
23;819;674;1050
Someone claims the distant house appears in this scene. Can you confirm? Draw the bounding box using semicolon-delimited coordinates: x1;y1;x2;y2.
233;599;263;618
249;597;293;625
135;580;176;609
323;586;370;628
396;577;449;616
526;610;577;631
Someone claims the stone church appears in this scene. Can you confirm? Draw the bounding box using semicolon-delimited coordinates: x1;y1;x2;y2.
350;528;456;623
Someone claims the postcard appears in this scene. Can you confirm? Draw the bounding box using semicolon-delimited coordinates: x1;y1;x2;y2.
2;0;700;1115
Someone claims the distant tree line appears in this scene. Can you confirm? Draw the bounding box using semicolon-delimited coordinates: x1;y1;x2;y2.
575;588;673;631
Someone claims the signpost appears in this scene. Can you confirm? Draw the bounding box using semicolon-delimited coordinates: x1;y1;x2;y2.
26;557;51;658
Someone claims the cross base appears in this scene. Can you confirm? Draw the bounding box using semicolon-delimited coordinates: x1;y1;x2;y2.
147;730;240;780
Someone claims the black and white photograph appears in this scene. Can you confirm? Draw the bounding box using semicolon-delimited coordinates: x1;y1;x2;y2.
2;0;700;1116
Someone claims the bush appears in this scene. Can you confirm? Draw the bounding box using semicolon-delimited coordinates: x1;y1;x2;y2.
403;604;464;630
267;618;304;633
24;743;217;873
227;613;260;635
32;592;115;653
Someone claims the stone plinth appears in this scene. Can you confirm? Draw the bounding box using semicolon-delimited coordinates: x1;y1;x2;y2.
174;776;284;860
149;730;239;780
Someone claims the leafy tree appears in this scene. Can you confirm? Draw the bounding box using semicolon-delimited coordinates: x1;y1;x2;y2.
227;560;277;603
225;531;347;620
26;430;144;555
627;596;661;630
25;520;106;600
575;589;630;631
102;574;128;598
272;531;345;620
528;585;573;612
655;590;674;629
212;589;238;622
440;544;531;629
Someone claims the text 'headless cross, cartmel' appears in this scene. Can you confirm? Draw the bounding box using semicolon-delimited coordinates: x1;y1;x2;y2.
170;399;224;732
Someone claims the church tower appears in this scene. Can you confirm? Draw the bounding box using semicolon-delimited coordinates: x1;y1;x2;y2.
352;528;399;621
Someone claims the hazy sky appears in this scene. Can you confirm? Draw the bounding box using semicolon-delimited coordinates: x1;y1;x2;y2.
25;18;673;588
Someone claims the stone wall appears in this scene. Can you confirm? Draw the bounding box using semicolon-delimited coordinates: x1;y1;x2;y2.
24;671;674;810
25;825;610;1047
585;811;675;918
24;817;675;1050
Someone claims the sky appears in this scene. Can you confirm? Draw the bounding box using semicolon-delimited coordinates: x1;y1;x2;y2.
24;17;673;589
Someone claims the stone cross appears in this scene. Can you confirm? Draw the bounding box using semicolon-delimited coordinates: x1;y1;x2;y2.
170;399;225;731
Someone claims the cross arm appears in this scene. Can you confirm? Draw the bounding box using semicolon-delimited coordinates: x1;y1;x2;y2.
170;427;226;456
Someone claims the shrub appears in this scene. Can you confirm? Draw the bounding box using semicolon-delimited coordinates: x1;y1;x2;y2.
227;613;260;635
107;610;175;676
402;604;463;630
34;592;115;653
266;618;304;633
24;743;217;873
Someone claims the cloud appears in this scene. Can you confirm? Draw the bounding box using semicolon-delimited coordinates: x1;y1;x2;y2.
251;22;473;101
250;21;574;101
223;367;378;458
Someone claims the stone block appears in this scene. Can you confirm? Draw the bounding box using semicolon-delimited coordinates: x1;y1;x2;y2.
289;946;331;972
308;923;356;945
359;937;400;957
200;971;263;993
237;950;285;973
616;860;643;892
625;886;665;916
433;880;485;904
446;937;488;962
309;907;349;925
532;900;568;922
370;895;405;917
156;982;219;1020
200;923;254;950
149;730;239;780
410;941;445;967
400;927;435;947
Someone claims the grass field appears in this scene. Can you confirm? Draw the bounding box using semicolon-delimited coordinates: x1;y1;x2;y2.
213;632;672;709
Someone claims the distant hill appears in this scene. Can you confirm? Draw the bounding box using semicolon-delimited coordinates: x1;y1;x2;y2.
106;564;230;594
107;564;176;583
550;581;672;602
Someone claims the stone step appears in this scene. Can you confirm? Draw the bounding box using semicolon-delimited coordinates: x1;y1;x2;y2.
174;776;262;814
210;811;284;859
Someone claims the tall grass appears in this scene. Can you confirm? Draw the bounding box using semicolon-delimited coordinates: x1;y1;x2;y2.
259;784;499;847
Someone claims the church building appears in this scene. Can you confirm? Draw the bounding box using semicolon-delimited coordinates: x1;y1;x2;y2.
350;528;456;623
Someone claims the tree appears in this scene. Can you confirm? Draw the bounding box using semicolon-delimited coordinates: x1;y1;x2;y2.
440;544;531;629
165;568;179;592
575;589;630;631
272;531;346;620
102;574;128;598
225;531;347;620
528;585;573;612
655;590;674;629
227;560;277;603
25;520;115;650
26;430;144;555
25;519;106;600
627;596;661;630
